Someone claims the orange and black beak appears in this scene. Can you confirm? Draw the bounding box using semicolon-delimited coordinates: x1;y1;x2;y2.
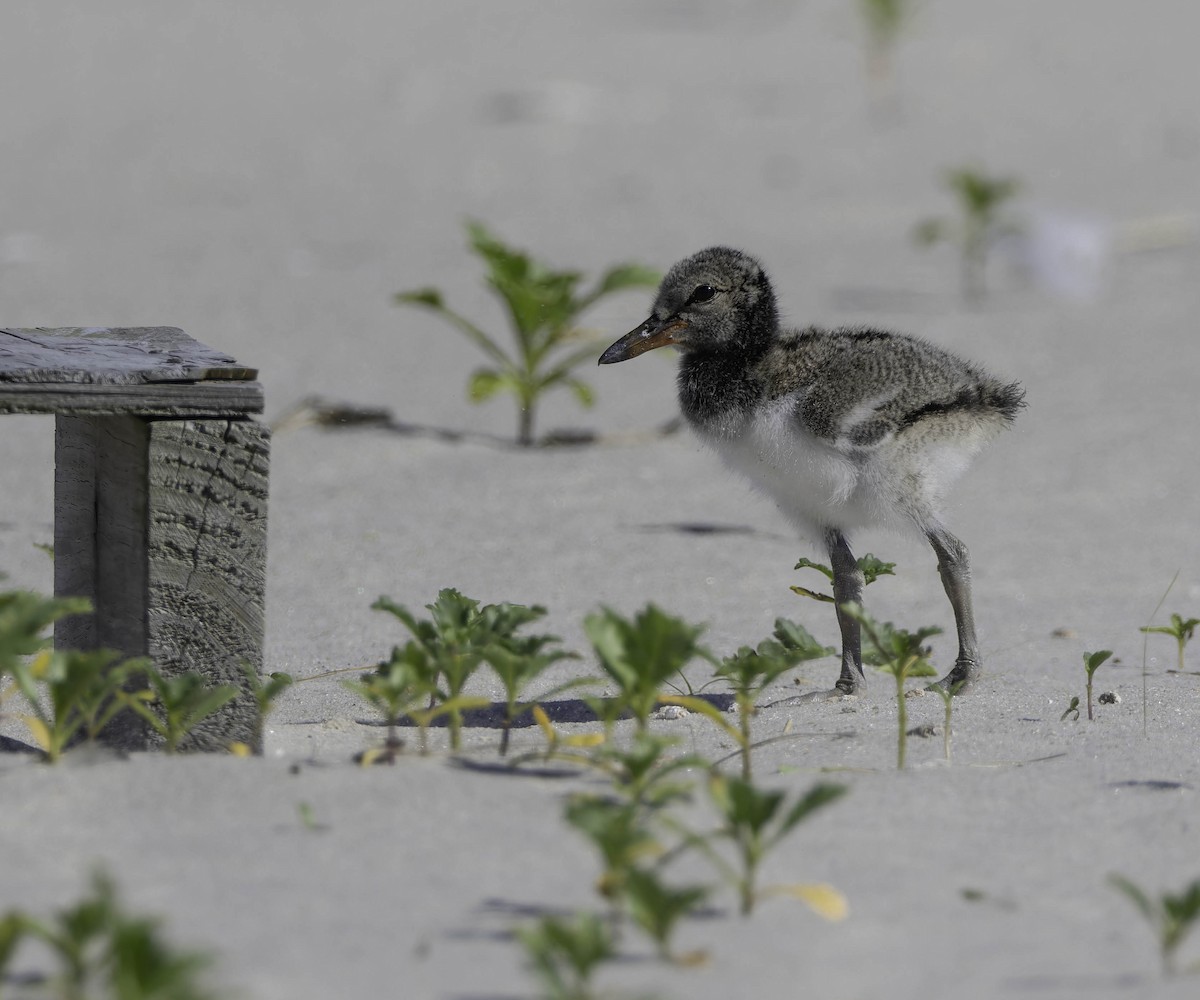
598;316;687;364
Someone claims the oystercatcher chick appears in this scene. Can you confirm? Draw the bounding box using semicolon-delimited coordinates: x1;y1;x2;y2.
599;247;1024;698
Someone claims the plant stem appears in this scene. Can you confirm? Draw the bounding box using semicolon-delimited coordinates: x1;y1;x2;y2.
895;670;907;769
517;402;534;447
739;694;753;782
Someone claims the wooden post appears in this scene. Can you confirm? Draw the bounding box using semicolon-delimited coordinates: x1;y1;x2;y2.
2;327;268;752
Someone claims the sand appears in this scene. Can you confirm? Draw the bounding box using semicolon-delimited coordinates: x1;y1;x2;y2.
2;2;1200;997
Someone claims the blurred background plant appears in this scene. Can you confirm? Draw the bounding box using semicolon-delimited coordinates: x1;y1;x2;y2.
914;166;1023;303
856;0;916;109
395;221;659;446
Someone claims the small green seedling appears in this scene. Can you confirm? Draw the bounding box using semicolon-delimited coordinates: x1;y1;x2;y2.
792;554;895;603
583;605;712;735
843;603;940;769
622;867;709;963
372;589;543;751
471;605;581;755
517;912;615;1000
703;774;847;916
395;220;659;446
527;703;606;757
1;870;218;1000
0;588;91;674
856;0;915;107
233;662;294;754
930;679;966;760
242;662;294;719
344;645;436;760
1140;614;1199;674
6;648;150;762
589;733;706;814
120;669;239;753
1083;650;1113;721
564;795;663;906
914;166;1022;303
1060;696;1081;722
1110;874;1200;976
663;618;833;780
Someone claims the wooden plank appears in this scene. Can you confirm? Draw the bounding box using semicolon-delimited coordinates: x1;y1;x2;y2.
0;327;256;383
0;380;264;416
0;327;262;415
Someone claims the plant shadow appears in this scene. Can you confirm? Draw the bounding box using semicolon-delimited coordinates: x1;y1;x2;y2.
357;694;735;731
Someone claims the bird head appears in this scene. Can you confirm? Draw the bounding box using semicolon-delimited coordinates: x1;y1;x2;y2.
599;247;776;364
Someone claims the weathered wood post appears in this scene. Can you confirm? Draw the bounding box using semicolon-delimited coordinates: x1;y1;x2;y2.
0;327;268;751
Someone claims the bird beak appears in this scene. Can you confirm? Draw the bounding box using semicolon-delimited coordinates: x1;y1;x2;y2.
598;317;686;364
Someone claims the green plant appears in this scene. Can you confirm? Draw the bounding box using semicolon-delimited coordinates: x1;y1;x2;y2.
1059;695;1081;722
344;644;437;760
622;867;709;963
395;221;659;446
663;619;833;780
565;795;663;907
1083;649;1113;721
583;605;712;735
242;662;293;719
562;787;709;965
930;679;965;760
792;554;895;603
1;870;219;1000
843;603;940;769
120;670;239;753
0;587;91;676
1110;874;1200;976
914;166;1022;303
703;774;847;916
471;606;582;755
592;733;707;814
6;648;150;762
517;912;616;1000
856;0;915;105
372;589;550;751
1140;614;1199;674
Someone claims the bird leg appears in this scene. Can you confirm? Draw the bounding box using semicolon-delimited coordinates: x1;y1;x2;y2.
827;528;866;695
770;528;864;705
926;526;980;693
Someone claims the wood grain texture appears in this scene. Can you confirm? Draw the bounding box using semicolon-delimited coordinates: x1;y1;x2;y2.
146;418;269;752
0;327;256;382
0;327;262;415
52;415;270;752
0;380;264;416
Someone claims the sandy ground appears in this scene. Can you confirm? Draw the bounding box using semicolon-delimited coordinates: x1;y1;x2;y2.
3;2;1200;997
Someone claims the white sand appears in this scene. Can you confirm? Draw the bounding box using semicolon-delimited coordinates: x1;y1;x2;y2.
3;2;1200;997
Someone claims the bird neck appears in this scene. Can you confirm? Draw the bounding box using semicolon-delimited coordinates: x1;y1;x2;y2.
676;346;765;432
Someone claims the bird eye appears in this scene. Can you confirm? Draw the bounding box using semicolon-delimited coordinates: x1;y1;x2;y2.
690;284;717;304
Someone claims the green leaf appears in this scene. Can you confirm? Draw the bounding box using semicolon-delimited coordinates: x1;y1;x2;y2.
1083;650;1112;677
774;782;848;841
913;217;947;246
563;376;595;408
393;287;444;309
794;557;834;582
467;368;507;402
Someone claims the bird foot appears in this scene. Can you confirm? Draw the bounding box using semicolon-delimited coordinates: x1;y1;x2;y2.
926;663;978;695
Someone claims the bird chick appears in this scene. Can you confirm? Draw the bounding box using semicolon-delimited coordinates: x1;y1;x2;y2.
600;246;1024;697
